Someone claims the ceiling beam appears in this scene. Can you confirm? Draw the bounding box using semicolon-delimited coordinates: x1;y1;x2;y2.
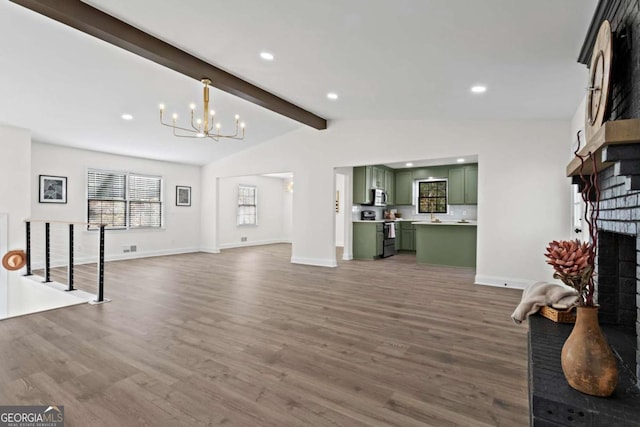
10;0;327;130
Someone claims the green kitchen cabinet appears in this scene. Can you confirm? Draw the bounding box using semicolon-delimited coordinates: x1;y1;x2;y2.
394;222;401;250
399;222;415;251
464;165;478;204
385;169;395;205
372;167;385;189
412;167;448;180
395;170;413;205
353;166;373;204
448;167;465;204
353;222;384;260
448;164;478;205
414;223;477;267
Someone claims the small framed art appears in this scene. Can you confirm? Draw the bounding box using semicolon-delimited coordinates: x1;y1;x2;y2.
176;185;191;206
39;175;67;204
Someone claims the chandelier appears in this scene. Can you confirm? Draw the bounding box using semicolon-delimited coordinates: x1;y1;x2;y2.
159;78;245;141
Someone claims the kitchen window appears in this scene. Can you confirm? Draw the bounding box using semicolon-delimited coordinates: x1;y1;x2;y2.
237;185;257;225
87;169;163;230
417;180;448;214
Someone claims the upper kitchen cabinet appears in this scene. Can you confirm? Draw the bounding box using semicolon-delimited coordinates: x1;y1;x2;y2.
372;167;385;189
448;164;478;205
395;170;413;205
384;169;395;205
353;166;373;204
412;166;448;180
354;165;394;204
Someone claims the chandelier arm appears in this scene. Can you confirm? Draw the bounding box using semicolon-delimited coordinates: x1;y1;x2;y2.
212;127;242;138
189;110;201;133
159;120;199;134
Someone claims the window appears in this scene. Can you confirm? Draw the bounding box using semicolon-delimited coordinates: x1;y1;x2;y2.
237;185;257;225
417;180;448;214
88;169;162;230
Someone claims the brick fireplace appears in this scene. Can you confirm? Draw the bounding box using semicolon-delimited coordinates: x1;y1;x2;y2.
529;1;640;425
596;167;640;384
581;0;640;385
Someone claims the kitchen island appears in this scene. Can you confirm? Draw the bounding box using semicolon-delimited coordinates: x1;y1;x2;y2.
413;221;477;268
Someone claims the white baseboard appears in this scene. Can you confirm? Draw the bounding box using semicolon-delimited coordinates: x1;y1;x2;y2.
30;247;202;269
218;239;290;250
341;251;353;260
199;246;220;254
105;247;201;262
474;275;532;290
290;256;338;268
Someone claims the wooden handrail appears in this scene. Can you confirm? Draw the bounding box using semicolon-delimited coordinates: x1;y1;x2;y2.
24;219;91;226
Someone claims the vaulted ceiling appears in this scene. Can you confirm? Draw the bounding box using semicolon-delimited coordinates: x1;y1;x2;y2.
0;0;597;165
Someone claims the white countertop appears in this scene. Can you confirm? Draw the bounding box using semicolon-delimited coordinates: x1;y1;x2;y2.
353;219;477;225
412;220;477;226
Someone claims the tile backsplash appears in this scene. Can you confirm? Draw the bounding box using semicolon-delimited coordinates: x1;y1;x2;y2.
351;204;477;221
395;205;477;221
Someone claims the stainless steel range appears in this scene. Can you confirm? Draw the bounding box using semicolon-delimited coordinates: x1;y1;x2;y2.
382;221;396;258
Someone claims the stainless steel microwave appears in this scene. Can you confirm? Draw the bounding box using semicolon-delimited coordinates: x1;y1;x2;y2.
371;188;387;206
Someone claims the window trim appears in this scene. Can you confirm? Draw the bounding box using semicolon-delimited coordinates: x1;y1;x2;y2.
237;184;258;226
87;168;164;231
416;178;449;214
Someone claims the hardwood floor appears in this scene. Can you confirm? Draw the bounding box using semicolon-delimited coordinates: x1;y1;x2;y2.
0;244;529;426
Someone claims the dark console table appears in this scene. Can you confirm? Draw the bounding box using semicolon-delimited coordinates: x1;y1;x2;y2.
528;315;639;426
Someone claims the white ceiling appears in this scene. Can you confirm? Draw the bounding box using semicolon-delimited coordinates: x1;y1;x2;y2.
0;0;597;165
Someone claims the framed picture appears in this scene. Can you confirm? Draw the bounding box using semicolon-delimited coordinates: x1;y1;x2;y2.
39;175;67;204
176;185;191;206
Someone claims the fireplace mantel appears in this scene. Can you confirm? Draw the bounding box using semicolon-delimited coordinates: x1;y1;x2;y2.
567;118;640;177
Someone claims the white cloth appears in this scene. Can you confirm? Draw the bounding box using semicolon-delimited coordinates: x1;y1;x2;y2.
511;282;578;324
388;223;396;238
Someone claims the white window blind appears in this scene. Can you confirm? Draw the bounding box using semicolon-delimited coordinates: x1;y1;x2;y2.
87;169;162;230
88;170;126;230
128;174;162;228
237;185;257;225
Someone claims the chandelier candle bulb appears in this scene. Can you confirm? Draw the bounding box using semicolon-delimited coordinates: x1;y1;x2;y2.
158;78;246;141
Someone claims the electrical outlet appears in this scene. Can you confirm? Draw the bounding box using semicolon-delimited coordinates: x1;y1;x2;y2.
241;237;247;242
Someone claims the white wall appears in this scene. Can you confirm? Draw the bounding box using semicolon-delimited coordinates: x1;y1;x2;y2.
0;125;31;318
217;175;292;248
31;143;202;261
335;173;346;247
282;179;293;242
201;119;573;284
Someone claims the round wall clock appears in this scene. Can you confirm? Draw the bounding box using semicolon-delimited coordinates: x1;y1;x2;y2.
585;20;612;140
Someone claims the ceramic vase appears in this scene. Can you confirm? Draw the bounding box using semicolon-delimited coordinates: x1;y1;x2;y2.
561;306;618;397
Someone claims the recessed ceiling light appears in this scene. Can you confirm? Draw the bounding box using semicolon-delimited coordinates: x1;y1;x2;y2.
457;158;465;163
471;85;487;94
260;52;274;61
121;114;133;120
327;92;338;100
405;162;413;167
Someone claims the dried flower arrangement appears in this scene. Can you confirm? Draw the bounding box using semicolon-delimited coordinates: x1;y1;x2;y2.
544;132;600;307
545;239;595;306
